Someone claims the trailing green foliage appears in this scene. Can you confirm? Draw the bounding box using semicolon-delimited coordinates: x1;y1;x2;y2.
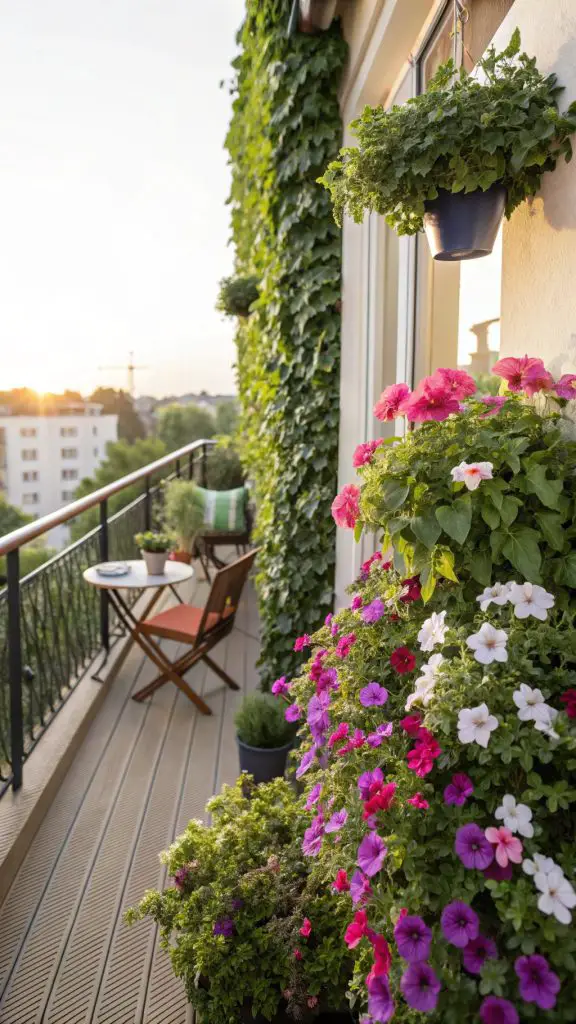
234;691;295;749
226;1;347;687
321;30;576;233
216;274;259;318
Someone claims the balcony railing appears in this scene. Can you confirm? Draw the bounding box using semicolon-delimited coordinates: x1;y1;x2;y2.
0;439;215;795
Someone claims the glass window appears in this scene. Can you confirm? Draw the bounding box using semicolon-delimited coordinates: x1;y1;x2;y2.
61;447;78;459
61;468;78;480
22;493;39;505
21;449;38;461
421;5;455;88
92;425;98;436
61;490;75;501
20;427;37;438
22;471;39;482
462;0;515;71
60;426;78;438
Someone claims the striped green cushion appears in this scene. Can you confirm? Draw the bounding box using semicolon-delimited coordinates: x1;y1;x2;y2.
196;487;247;532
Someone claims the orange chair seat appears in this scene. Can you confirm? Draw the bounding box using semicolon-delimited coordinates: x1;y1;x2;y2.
141;603;234;644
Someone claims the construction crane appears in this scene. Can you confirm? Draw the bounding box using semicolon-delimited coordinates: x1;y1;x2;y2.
97;351;148;397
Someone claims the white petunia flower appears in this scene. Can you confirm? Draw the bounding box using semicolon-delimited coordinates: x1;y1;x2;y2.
417;611;447;653
513;684;552;725
523;854;558;877
450;461;493;491
495;794;534;838
458;703;499;748
466;623;508;665
476;582;511;612
534;867;576;925
508;581;555;621
405;654;444;710
534;706;560;741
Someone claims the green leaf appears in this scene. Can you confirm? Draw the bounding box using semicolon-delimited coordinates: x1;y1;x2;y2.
435;548;458;583
388;516;410;536
353;520;363;543
470;549;492;586
380;478;410;512
481;502;500;530
411;513;442;549
525;464;563;510
500;495;521;527
435;495;472;545
535;512;566;552
502;527;542;580
482;479;505;510
420;566;437;603
557;552;576;587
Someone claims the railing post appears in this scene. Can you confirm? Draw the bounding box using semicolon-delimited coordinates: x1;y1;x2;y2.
99;500;109;652
175;458;181;479
188;451;194;481
144;474;151;531
201;444;208;488
7;548;24;791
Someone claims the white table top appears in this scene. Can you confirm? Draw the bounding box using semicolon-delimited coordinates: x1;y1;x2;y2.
83;559;194;591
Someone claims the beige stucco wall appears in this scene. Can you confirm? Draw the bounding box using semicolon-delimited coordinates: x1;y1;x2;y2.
492;1;576;376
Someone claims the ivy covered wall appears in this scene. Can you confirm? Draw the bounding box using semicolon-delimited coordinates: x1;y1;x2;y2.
226;2;346;686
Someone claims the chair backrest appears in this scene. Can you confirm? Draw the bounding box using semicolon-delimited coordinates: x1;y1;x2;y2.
196;548;258;642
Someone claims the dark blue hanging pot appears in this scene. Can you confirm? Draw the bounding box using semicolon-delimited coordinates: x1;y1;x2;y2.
423;184;506;261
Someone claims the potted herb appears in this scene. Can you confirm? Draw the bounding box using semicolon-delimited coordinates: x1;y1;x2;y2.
127;777;352;1023
320;30;576;260
134;530;173;575
216;274;259;317
235;692;296;784
164;479;205;564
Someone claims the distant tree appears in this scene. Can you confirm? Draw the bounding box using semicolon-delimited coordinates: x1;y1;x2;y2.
156;404;215;452
214;400;239;436
70;437;166;539
0;498;54;579
89;387;146;443
0;496;31;536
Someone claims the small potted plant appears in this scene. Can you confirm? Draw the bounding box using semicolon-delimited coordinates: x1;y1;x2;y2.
235;692;296;784
216;274;259;317
164;479;205;564
134;530;173;575
320;30;576;260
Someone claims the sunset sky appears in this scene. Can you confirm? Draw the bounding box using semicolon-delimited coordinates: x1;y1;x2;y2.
0;0;245;398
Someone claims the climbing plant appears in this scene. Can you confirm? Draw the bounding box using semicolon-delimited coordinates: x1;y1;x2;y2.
226;1;346;686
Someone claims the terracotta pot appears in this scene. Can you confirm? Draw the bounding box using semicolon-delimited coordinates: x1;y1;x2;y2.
169;550;192;564
141;550;168;575
423;184;506;261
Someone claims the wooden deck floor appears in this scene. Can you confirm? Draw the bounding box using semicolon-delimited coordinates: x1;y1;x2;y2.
0;572;260;1024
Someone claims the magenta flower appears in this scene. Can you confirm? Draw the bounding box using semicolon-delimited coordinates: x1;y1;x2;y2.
400;376;460;422
333;869;350;892
400;962;441;1012
485;826;523;868
351;594;363;610
444;773;474;807
480;395;507;417
455;823;494;870
325;809;348;833
305;783;322;810
358;768;383;800
296;748;316;779
316;667;339;694
361;599;386;624
360;682;389;707
285;703;301;722
335;632;356;658
357;831;387;877
479;996;519;1024
374;382;410;421
492;355;553;396
407;792;429;809
367;974;395;1022
271;676;290;697
299;917;312;938
515;954;561;1010
554;373;576;399
367;722;393;747
213;916;234;937
344;909;369;949
328;722;349;748
302;816;324;857
173;865;191;890
432;367;476;399
332;484;360;529
463;934;498;974
294;634;311;652
307;692;331;742
393;914;432;962
441;900;479;948
353;439;383;467
483;860;513;882
350;869;372;905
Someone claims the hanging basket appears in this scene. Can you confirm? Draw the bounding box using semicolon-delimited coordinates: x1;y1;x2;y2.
423;184;506;261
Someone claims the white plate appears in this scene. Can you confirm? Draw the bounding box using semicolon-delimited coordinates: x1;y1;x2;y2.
96;561;130;577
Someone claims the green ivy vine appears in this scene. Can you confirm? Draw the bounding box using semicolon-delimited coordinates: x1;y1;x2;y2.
225;1;346;686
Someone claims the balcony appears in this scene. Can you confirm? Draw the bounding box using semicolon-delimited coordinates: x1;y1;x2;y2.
0;440;259;1023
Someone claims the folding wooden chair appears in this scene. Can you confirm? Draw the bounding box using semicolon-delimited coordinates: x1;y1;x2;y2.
131;548;258;714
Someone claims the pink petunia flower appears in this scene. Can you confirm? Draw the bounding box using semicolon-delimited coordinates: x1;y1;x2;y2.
333;869;350;892
554;373;576;399
344;909;369;948
299;918;312;938
328;722;349;748
271;676;290;697
480;395;507;417
294;634;311;652
374;382;411;421
335;632;357;659
331;484;360;529
407;793;429;810
492;355;553;396
399;377;460;422
353;439;384;467
432;367;476;399
485;826;523;867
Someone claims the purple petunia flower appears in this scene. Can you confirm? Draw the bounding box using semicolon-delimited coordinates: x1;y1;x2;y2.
308;692;330;743
358;767;383;800
367;722;393;747
483;860;513;882
463;934;498;974
213;917;234;937
394;915;432;962
231;898;244;911
271;676;290;697
367;975;394;1022
479;996;519;1024
400;962;441;1012
173;866;190;890
285;703;301;722
325;809;348;833
361;599;386;624
357;831;387;877
302;816;324;857
359;682;389;707
317;667;339;693
444;773;474;806
455;823;494;870
305;783;322;810
296;748;316;779
349;869;372;906
515;954;561;1010
441;900;480;948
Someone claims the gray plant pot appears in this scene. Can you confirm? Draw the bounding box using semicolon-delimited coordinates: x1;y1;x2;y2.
423;184;506;261
237;736;293;784
142;550;168;575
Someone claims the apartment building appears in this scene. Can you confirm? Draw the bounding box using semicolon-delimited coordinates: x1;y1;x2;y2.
0;402;117;548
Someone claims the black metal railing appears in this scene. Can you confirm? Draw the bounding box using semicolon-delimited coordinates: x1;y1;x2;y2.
0;439;214;795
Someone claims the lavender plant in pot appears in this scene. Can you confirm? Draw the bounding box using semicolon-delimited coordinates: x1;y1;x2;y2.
134;530;174;575
235;692;296;784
